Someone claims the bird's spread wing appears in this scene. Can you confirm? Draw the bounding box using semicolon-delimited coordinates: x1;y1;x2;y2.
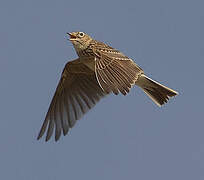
93;42;144;95
37;59;107;141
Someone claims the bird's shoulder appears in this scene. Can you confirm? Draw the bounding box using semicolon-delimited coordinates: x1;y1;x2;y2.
91;40;130;60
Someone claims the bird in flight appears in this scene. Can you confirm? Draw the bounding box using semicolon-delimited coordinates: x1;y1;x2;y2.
37;31;178;142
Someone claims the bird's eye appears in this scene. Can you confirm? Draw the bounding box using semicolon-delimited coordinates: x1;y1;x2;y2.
79;32;84;37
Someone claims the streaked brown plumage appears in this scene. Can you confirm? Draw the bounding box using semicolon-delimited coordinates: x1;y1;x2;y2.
37;31;178;141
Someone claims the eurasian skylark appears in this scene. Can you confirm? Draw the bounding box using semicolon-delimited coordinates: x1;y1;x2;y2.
37;31;178;141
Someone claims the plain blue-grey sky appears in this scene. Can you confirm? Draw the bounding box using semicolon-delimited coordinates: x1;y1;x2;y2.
0;0;204;179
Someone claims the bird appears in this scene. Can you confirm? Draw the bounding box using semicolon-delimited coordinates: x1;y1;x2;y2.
37;31;178;142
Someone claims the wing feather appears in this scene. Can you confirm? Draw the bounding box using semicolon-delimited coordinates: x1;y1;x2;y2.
94;45;143;95
37;59;107;141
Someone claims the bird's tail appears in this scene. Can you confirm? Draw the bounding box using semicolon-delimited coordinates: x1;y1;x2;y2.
136;74;178;106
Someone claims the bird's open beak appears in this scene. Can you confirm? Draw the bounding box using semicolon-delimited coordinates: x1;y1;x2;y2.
67;32;77;41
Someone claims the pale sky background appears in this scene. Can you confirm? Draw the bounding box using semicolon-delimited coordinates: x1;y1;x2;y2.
0;0;204;179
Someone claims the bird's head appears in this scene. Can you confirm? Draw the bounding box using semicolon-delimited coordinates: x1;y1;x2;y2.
67;32;93;53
